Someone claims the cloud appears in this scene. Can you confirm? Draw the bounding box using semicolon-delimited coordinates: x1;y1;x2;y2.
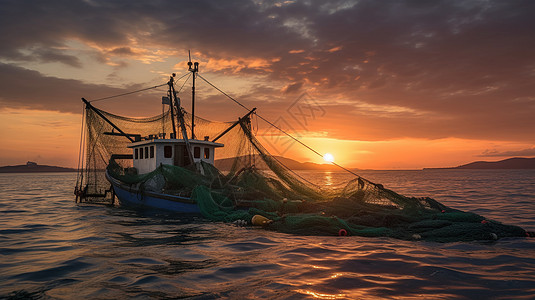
109;47;136;56
281;82;304;94
196;57;278;74
0;0;534;143
479;147;535;157
0;63;166;116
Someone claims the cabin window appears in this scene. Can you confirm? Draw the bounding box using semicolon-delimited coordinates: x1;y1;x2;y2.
150;146;154;158
140;147;144;159
164;146;172;158
204;148;210;159
145;147;149;159
194;146;200;158
135;148;139;159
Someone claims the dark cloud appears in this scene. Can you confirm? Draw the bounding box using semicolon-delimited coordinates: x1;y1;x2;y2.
33;48;82;67
281;82;304;94
0;63;166;116
0;0;534;143
109;47;136;56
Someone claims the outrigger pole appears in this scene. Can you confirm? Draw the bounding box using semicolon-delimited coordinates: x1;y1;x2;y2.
212;108;257;143
81;98;134;143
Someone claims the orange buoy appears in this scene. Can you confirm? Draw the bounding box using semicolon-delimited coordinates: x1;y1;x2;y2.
338;229;348;236
251;215;272;226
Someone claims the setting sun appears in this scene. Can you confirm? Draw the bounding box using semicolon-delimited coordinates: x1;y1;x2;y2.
323;153;335;163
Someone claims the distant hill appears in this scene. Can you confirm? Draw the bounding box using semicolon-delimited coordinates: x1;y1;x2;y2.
215;155;340;171
0;162;76;173
424;157;535;170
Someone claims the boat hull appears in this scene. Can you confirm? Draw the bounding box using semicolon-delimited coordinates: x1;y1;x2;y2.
106;171;201;213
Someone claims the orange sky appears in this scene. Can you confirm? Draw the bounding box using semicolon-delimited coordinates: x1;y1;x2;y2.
1;1;534;169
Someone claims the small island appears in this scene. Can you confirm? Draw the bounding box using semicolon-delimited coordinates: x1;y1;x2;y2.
424;157;535;170
0;161;76;173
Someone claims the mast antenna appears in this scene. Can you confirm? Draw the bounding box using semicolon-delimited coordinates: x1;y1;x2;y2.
187;50;199;139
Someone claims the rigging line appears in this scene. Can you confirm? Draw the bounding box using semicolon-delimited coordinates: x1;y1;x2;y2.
89;72;190;103
75;104;85;187
240;121;322;189
80;109;88;192
197;73;320;186
89;83;168;103
174;73;191;95
197;74;249;110
198;74;363;179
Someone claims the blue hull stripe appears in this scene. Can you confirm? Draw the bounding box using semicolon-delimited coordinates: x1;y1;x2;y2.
106;171;200;213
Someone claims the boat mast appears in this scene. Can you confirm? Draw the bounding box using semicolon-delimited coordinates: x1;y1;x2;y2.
167;74;178;139
187;51;199;139
169;73;195;165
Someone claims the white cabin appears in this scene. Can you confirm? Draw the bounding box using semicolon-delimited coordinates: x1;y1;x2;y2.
128;138;223;174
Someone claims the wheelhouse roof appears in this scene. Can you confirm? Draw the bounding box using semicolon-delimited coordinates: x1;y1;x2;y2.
127;139;224;148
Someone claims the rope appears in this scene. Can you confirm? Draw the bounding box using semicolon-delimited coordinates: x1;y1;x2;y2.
75;104;85;188
89;83;167;103
174;73;192;95
89;72;190;103
197;74;363;179
198;74;249;111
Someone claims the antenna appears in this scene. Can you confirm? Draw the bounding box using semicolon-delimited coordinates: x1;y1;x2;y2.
188;50;192;70
187;50;199;139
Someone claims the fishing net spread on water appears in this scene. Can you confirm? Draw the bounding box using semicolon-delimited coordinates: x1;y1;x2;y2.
79;104;529;243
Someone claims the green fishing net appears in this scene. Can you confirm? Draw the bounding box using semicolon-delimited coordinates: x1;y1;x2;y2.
83;104;529;242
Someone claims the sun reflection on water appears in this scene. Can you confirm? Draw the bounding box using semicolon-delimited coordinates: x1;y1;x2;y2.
329;272;344;279
296;289;347;299
324;171;333;186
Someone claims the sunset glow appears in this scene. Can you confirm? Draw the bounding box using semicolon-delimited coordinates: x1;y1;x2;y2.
0;1;534;169
323;153;335;163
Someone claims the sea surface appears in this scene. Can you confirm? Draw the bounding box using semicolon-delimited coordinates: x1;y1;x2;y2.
1;170;534;299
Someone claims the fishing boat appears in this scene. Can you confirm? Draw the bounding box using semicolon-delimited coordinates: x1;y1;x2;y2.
74;56;532;241
76;58;256;212
104;137;222;213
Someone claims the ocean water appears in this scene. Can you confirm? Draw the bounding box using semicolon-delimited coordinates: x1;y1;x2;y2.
1;170;534;299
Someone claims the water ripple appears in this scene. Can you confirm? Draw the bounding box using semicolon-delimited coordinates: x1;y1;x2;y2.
1;171;534;299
